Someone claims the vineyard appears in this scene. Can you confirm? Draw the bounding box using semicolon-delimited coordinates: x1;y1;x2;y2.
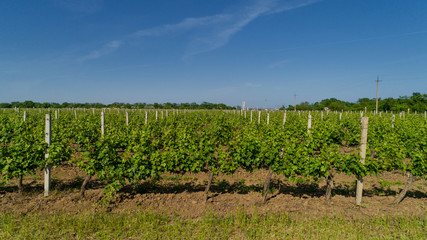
1;108;425;206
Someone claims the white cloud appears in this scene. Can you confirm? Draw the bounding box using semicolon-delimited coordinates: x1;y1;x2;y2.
132;14;232;37
268;59;293;69
78;0;319;61
78;40;123;61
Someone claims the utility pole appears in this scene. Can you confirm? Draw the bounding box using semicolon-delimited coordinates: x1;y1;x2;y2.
375;76;381;114
294;94;296;111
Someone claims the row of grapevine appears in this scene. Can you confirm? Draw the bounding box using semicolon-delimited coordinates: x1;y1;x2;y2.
0;109;425;205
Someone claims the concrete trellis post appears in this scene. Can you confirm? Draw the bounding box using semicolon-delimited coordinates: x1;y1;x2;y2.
307;114;312;133
283;112;286;126
356;117;369;206
44;114;51;197
145;111;148;125
101;112;105;136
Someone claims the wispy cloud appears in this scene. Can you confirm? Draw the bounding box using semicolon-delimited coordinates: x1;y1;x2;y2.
132;15;232;37
78;40;123;61
268;59;293;69
78;0;319;61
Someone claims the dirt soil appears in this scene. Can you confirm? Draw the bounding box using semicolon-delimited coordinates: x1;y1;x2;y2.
0;164;426;219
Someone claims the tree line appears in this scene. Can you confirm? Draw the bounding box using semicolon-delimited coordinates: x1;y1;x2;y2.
281;92;426;112
1;92;425;112
0;101;236;110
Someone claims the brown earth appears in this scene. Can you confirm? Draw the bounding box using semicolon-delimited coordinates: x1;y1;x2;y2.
0;164;425;219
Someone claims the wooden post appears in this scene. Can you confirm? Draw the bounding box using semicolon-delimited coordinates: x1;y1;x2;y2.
356;117;369;206
74;110;77;119
258;111;261;124
339;112;342;121
44;114;51;197
267;113;270;125
250;111;253;122
307;114;312;133
156;111;158;121
92;108;95;115
126;112;129;126
55;110;58;119
23;111;26;122
101;112;105;136
145;111;148;125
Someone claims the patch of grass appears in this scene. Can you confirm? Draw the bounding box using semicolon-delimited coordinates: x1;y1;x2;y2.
164;175;182;181
378;179;404;188
32;175;42;181
0;210;425;240
182;176;197;181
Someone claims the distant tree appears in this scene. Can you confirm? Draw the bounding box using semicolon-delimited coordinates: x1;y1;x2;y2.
0;103;12;108
296;101;312;110
41;102;51;108
22;100;36;108
133;103;146;109
153;103;162;109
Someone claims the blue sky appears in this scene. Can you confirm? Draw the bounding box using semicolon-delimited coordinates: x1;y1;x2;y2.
1;0;426;108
